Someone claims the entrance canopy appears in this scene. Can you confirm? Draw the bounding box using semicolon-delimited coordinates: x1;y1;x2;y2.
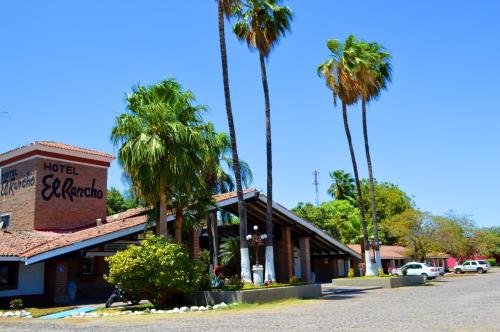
215;189;361;260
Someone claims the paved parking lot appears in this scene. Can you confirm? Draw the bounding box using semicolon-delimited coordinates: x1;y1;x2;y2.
2;270;499;332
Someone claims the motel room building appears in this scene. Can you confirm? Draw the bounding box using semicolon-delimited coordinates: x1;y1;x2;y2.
0;141;360;305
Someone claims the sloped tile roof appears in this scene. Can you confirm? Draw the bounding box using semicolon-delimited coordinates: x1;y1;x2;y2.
23;214;149;258
0;141;114;159
347;244;409;259
0;230;59;257
0;208;149;259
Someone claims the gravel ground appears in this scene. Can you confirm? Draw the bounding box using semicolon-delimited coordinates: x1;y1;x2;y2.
2;270;499;332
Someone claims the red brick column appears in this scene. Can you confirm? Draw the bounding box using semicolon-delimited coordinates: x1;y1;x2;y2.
189;228;201;261
54;261;70;304
282;227;293;280
299;237;311;282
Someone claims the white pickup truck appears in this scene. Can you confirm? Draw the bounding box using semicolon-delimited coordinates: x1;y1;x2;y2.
454;260;490;274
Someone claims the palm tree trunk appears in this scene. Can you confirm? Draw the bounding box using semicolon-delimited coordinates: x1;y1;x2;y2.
259;52;276;282
362;98;382;271
159;186;169;242
218;1;251;282
175;204;183;244
155;201;161;236
341;101;375;276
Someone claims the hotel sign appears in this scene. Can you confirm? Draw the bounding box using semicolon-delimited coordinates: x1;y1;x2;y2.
41;162;104;201
0;169;36;197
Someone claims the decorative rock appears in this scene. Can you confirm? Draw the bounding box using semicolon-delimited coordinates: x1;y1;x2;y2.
179;306;189;313
190;306;199;312
172;307;180;313
3;312;14;317
213;304;221;310
220;302;228;308
199;306;207;312
206;305;213;310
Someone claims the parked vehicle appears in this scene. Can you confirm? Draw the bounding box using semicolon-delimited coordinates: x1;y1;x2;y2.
454;260;490;274
391;262;440;280
105;286;141;308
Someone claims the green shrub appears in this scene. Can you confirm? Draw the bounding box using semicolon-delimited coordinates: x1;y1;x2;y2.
289;276;300;285
487;258;496;267
223;275;245;290
9;298;23;310
348;268;355;278
105;234;205;307
378;268;385;277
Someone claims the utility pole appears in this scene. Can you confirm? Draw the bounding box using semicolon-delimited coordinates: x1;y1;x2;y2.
313;170;320;207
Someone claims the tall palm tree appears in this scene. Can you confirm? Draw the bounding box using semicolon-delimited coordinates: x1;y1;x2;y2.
202;132;253;266
327;170;356;201
233;0;292;283
350;40;392;270
111;79;210;241
217;0;252;282
318;36;376;276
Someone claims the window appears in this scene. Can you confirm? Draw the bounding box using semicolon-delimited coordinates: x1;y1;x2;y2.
471;261;477;266
463;262;470;266
0;213;11;229
82;258;94;275
478;260;487;265
0;262;18;290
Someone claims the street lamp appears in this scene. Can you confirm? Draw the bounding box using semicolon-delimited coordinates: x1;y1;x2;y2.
247;225;267;285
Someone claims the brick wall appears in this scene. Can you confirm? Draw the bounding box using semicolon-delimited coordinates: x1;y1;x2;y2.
0;158;37;230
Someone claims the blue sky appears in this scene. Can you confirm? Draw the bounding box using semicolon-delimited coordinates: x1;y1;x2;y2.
1;1;499;227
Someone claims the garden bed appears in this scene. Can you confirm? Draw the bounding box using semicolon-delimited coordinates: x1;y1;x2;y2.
331;275;424;289
184;283;321;306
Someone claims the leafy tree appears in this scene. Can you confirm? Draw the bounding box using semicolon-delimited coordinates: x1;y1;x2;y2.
292;200;362;244
107;187;141;215
386;209;438;261
233;0;293;283
360;179;414;244
216;0;252;282
327;170;355;201
431;213;474;258
105;234;206;307
348;38;392;270
111;79;214;240
318;36;375;275
474;227;500;257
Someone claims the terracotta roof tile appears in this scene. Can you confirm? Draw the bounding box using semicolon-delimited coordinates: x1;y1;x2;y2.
0;141;114;159
212;188;257;202
347;244;409;259
22;215;150;258
0;231;60;257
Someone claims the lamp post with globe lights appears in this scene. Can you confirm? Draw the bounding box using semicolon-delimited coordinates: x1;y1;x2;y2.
246;225;267;285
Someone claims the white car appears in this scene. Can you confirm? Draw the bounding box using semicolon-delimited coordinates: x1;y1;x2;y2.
454;260;490;274
392;262;440;280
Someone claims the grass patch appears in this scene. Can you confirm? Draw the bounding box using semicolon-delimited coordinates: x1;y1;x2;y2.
224;298;317;312
96;303;154;313
219;282;309;291
27;305;77;318
338;275;395;280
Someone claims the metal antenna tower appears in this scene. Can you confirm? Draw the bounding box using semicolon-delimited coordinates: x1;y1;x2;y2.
313;170;320;207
